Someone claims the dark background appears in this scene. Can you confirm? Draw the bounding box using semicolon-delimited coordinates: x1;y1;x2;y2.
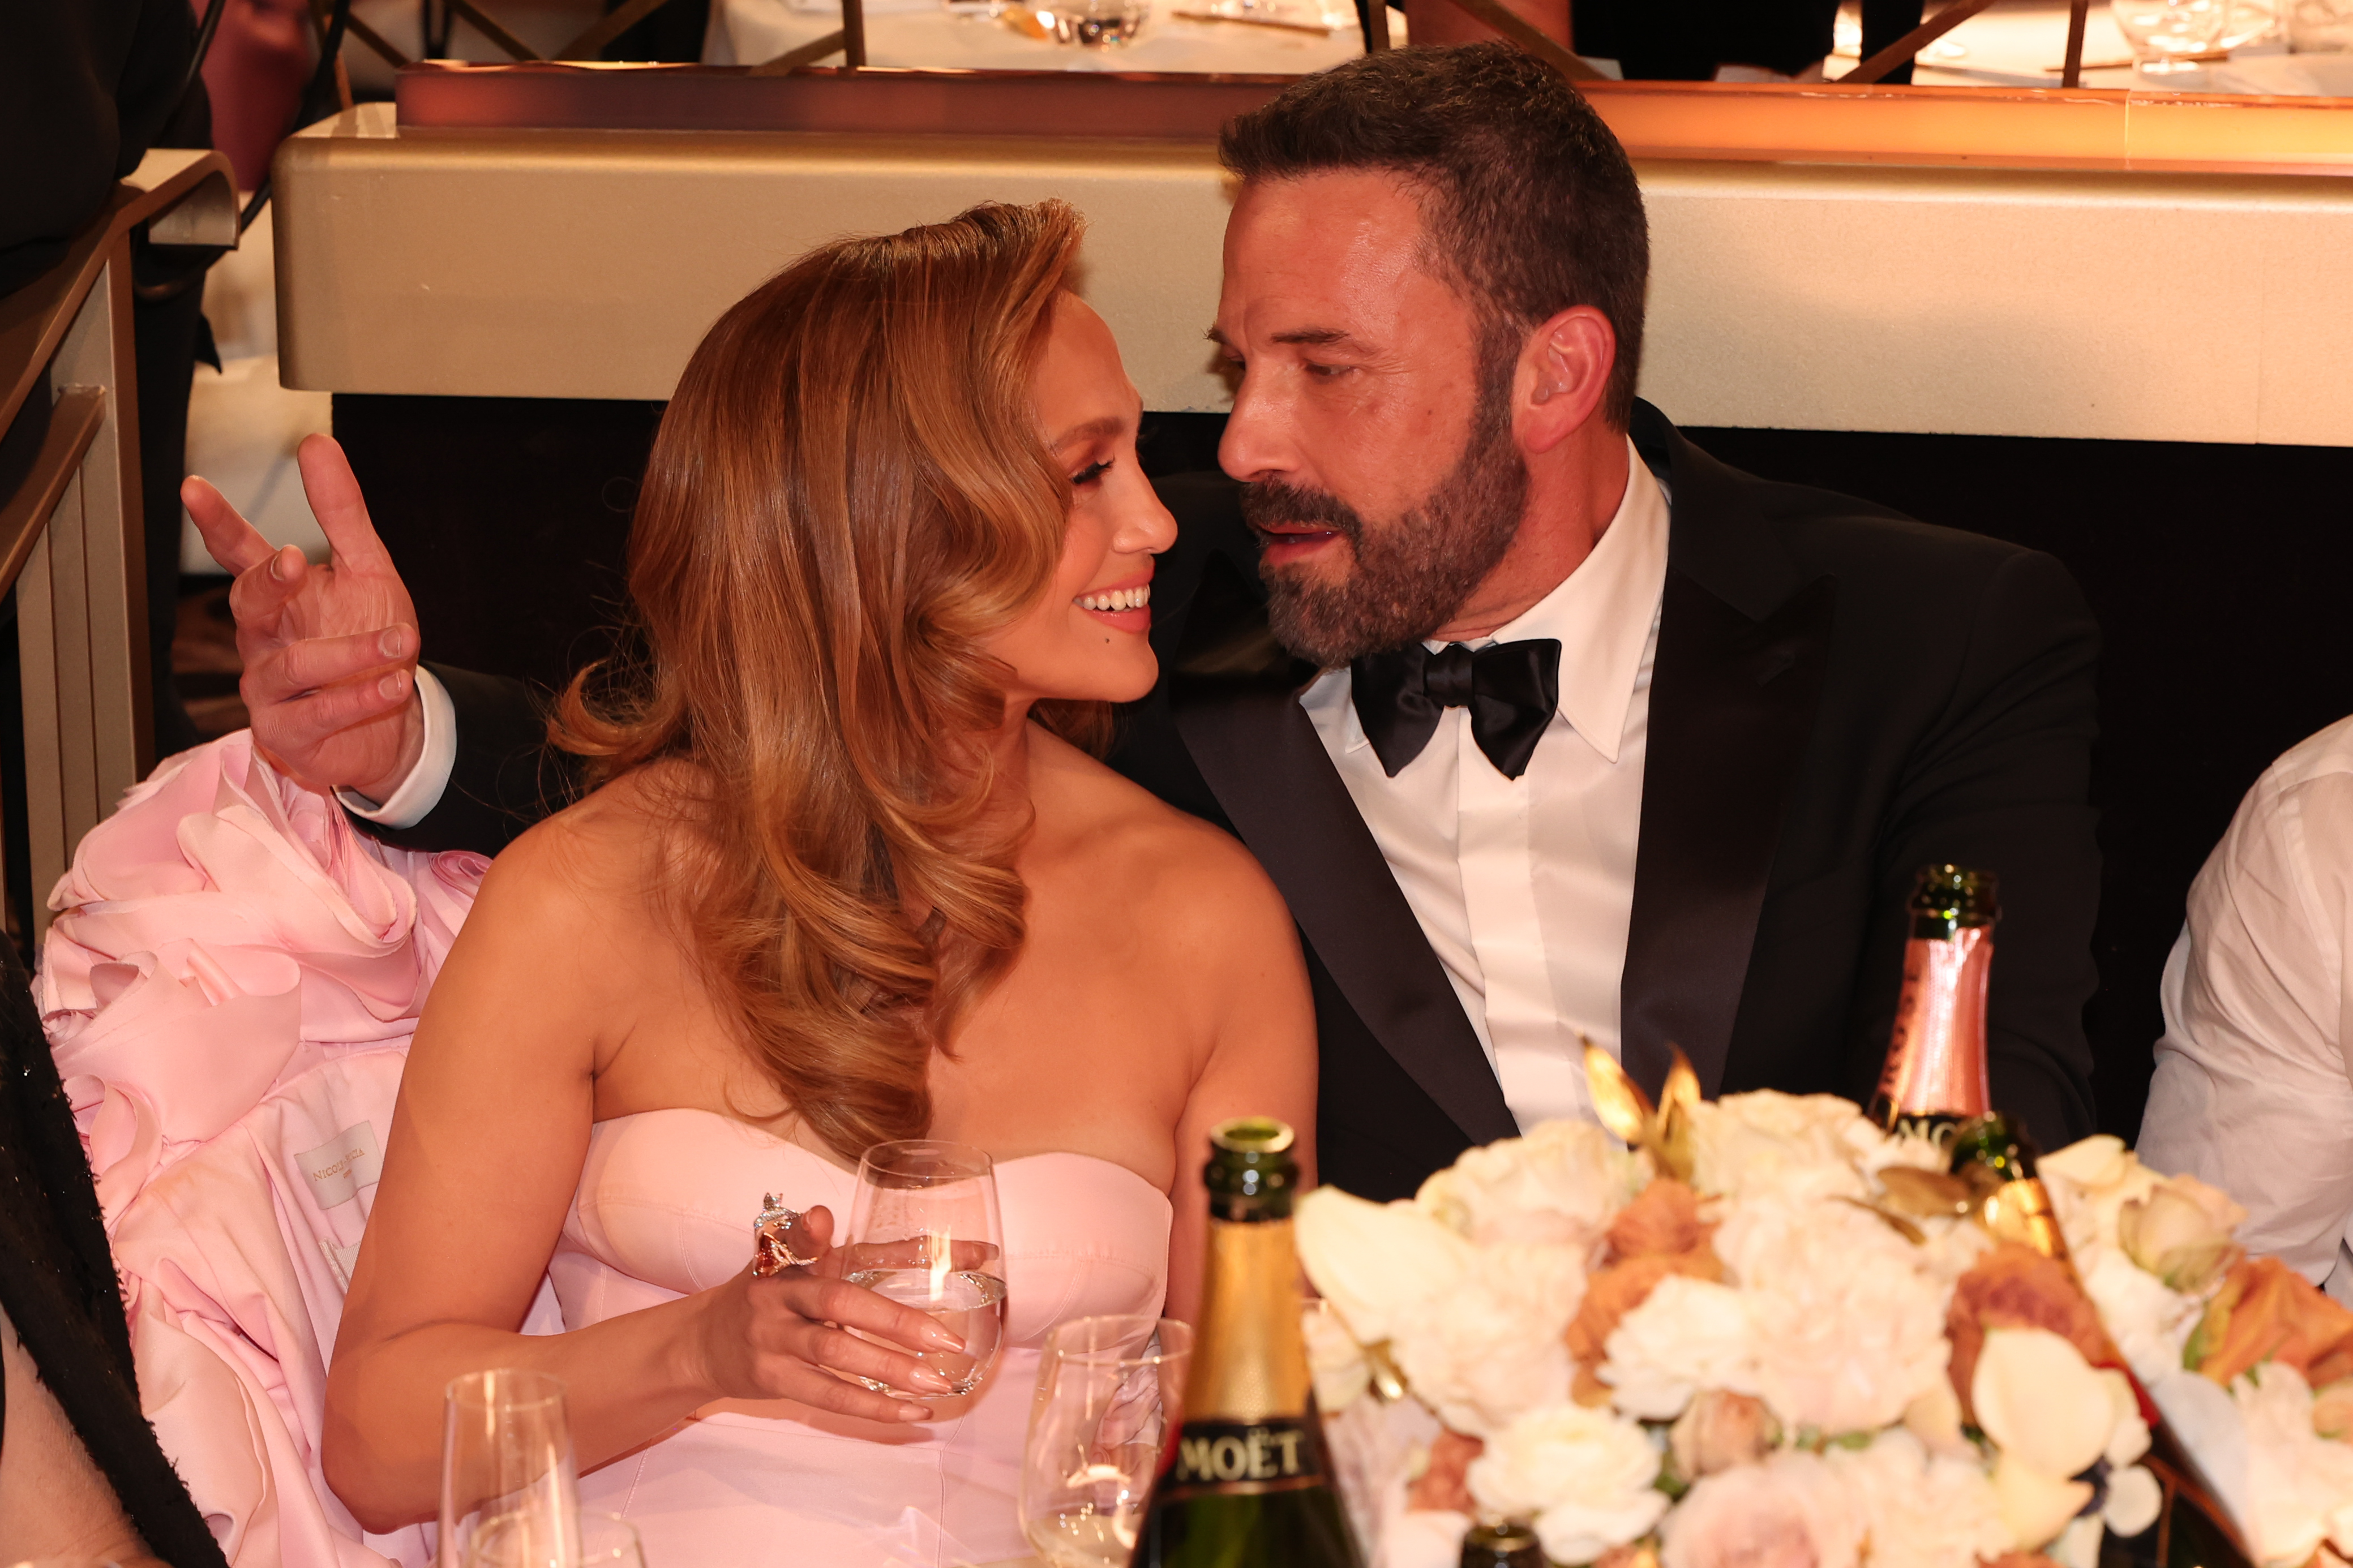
333;393;2353;1142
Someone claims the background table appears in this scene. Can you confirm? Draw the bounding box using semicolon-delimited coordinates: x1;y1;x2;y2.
709;0;1374;74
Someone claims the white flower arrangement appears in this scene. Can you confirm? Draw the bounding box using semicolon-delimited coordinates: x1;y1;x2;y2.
1298;1075;2353;1568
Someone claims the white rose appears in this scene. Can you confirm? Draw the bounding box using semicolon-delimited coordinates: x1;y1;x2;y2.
1599;1273;1759;1421
1417;1119;1642;1248
2118;1175;2247;1292
1687;1093;1878;1204
1304;1299;1373;1412
1660;1450;1863;1568
1297;1187;1473;1346
1390;1244;1582;1436
2076;1243;2202;1387
1715;1194;1951;1435
2105;1464;2164;1538
1823;1429;2010;1568
1991;1451;2095;1550
2038;1135;2161;1259
2232;1363;2353;1567
1468;1403;1666;1566
1972;1326;2116;1481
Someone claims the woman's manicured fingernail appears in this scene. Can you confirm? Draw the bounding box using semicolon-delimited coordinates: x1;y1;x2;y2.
896;1402;933;1421
911;1367;955;1394
923;1325;965;1352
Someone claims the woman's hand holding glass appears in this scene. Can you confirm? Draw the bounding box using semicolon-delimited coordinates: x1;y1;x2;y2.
692;1202;969;1423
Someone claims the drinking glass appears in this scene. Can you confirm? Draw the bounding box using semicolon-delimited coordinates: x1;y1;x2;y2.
2111;0;2234;71
841;1140;1007;1411
1019;1316;1194;1568
2289;0;2353;48
439;1369;580;1568
1038;0;1152;44
467;1512;646;1568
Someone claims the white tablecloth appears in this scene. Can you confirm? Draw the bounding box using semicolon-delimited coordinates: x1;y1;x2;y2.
712;0;1376;74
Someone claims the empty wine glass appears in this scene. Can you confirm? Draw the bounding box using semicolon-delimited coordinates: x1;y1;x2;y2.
467;1511;646;1568
841;1139;1007;1415
2111;0;2234;72
1020;1316;1194;1568
1037;0;1152;42
439;1369;580;1568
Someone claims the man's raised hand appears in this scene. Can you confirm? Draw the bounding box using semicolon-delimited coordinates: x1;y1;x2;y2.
183;435;425;801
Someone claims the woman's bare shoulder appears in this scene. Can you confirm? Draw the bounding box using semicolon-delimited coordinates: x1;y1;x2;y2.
1027;729;1291;935
469;761;704;935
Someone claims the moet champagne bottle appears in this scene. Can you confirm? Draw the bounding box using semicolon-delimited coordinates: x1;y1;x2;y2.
1871;864;1999;1142
1132;1118;1364;1568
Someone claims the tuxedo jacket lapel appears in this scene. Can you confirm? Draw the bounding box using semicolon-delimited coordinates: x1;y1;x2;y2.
1172;681;1521;1149
1619;408;1837;1100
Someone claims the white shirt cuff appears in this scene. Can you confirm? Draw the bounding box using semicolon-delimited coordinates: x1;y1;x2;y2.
336;665;457;831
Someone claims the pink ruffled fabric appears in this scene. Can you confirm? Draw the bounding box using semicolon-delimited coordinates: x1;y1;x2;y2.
41;734;483;1223
41;734;490;1568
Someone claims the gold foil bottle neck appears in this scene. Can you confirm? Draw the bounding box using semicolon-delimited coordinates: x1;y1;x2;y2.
1185;1217;1314;1423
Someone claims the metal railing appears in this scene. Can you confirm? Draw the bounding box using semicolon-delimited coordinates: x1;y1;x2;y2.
0;149;239;942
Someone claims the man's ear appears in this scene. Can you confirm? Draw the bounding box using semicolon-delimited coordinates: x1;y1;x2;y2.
1515;306;1617;456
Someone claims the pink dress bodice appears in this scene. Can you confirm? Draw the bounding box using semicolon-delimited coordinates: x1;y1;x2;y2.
549;1109;1172;1567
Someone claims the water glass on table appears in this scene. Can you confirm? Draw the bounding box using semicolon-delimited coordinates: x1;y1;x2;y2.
439;1369;580;1568
466;1511;646;1568
1038;0;1152;42
2111;0;2234;71
842;1139;1008;1412
1020;1315;1194;1568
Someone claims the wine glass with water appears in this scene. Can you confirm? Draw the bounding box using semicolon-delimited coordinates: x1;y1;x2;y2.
841;1139;1008;1413
1021;1315;1194;1568
439;1369;580;1568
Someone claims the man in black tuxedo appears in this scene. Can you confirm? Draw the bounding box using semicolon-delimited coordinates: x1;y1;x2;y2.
189;45;2100;1202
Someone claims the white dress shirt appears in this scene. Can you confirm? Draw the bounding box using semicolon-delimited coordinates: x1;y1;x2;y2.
2139;714;2353;1304
1298;441;1670;1131
335;664;457;831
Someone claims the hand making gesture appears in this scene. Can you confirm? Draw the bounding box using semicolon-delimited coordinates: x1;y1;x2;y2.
182;435;424;802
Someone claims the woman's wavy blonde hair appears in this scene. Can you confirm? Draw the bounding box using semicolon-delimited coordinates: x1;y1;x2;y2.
555;200;1108;1163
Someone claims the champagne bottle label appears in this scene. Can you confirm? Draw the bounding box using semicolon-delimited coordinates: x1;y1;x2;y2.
1156;1418;1329;1501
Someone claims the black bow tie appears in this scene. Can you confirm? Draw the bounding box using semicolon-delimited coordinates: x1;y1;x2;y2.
1351;639;1563;780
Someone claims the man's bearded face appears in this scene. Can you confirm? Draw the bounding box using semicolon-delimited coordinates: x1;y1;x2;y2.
1241;359;1529;668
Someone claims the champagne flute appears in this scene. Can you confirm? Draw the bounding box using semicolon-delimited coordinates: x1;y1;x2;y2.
1021;1316;1194;1568
439;1369;580;1568
468;1511;646;1568
840;1139;1008;1414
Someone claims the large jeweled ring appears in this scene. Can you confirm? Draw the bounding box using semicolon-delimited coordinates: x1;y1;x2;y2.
752;1192;817;1275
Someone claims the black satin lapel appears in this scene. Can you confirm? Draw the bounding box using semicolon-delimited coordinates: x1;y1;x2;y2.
1621;570;1837;1100
1172;682;1520;1149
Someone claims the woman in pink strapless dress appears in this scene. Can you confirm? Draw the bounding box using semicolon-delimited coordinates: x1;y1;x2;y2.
318;203;1318;1568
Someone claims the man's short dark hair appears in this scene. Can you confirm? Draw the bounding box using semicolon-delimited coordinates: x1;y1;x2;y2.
1220;44;1650;429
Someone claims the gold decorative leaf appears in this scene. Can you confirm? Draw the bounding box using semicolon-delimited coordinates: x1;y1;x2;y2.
1660;1046;1701;1119
1875;1166;1977;1219
1584;1040;1655;1148
1839;1195;1928;1245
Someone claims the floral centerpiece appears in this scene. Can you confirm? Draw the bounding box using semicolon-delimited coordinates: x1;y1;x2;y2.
1296;1059;2353;1568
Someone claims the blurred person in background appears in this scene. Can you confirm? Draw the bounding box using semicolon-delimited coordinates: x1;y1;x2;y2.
0;0;241;758
2140;715;2353;1304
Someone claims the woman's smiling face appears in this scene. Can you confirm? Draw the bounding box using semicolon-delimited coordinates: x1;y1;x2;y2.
987;293;1178;710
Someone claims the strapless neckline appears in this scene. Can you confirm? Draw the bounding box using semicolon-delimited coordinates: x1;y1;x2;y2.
592;1105;1172;1210
550;1102;1175;1565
